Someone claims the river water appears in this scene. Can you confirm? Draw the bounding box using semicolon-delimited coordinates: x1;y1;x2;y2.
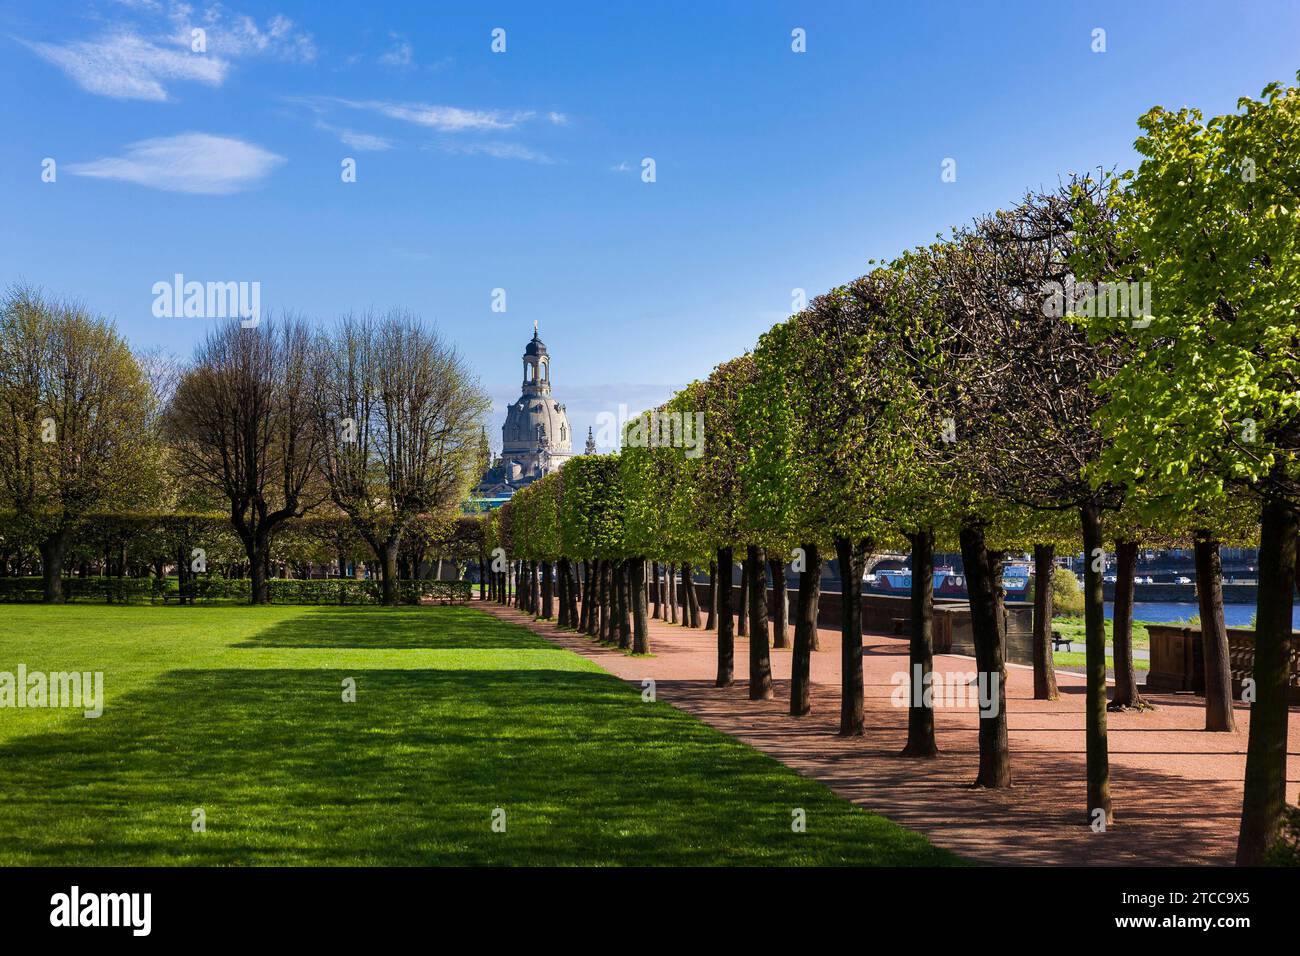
1112;600;1300;628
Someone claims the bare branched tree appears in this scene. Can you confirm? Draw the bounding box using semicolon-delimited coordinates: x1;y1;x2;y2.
165;316;323;604
313;310;489;605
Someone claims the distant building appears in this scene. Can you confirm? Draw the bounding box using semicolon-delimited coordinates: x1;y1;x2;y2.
471;323;574;508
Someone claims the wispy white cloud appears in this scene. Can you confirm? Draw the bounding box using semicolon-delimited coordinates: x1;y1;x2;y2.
21;31;227;101
336;129;394;152
166;8;316;63
377;33;413;69
285;95;565;161
335;98;531;132
20;3;315;101
284;97;395;151
438;141;556;164
68;132;285;194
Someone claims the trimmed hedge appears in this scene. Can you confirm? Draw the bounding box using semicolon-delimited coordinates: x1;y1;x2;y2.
0;576;162;604
266;579;471;606
0;576;471;606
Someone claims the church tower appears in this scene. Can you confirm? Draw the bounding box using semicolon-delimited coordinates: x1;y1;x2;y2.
500;322;573;477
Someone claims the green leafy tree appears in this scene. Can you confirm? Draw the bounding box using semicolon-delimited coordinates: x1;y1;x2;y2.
1079;76;1300;862
0;286;158;602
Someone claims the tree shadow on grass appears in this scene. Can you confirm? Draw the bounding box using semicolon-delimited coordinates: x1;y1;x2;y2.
0;666;956;867
232;606;549;650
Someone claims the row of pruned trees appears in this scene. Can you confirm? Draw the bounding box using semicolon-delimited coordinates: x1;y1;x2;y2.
0;290;491;605
493;74;1300;865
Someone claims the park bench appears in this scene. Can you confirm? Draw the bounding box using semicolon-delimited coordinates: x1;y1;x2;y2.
1052;629;1071;651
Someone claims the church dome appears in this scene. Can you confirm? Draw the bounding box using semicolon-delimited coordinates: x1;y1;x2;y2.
502;395;571;455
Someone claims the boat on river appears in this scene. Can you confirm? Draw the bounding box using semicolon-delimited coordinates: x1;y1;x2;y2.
868;563;1031;600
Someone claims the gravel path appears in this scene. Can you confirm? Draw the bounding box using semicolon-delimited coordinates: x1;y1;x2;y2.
477;600;1299;865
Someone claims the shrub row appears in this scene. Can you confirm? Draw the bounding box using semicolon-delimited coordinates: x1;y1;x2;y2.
0;576;471;606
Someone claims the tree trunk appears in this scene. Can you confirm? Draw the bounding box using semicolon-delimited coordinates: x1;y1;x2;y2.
669;562;680;624
603;560;615;642
834;537;865;735
1109;539;1149;710
39;531;68;604
561;561;572;629
1194;532;1236;733
902;528;938;757
706;561;717;630
632;556;650;654
542;560;554;619
597;560;609;641
959;520;1011;788
611;561;623;645
1031;543;1059;700
617;561;632;649
682;563;691;624
1078;501;1112;824
737;558;749;637
556;559;568;626
651;561;661;619
566;559;577;626
1236;491;1297;865
747;545;773;700
676;562;686;625
791;542;822;717
578;561;590;629
568;561;580;627
769;559;788;648
716;547;734;686
251;536;274;605
989;549;1006;658
683;563;701;627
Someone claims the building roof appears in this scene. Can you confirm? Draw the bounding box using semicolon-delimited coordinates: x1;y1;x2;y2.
524;322;548;356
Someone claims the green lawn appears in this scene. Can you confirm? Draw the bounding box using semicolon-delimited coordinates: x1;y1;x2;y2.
1051;616;1154;650
1052;652;1150;673
0;604;956;866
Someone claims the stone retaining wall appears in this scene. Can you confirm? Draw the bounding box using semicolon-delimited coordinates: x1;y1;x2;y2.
673;581;1036;666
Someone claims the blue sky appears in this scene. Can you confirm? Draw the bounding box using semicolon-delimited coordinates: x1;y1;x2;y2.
2;0;1298;450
